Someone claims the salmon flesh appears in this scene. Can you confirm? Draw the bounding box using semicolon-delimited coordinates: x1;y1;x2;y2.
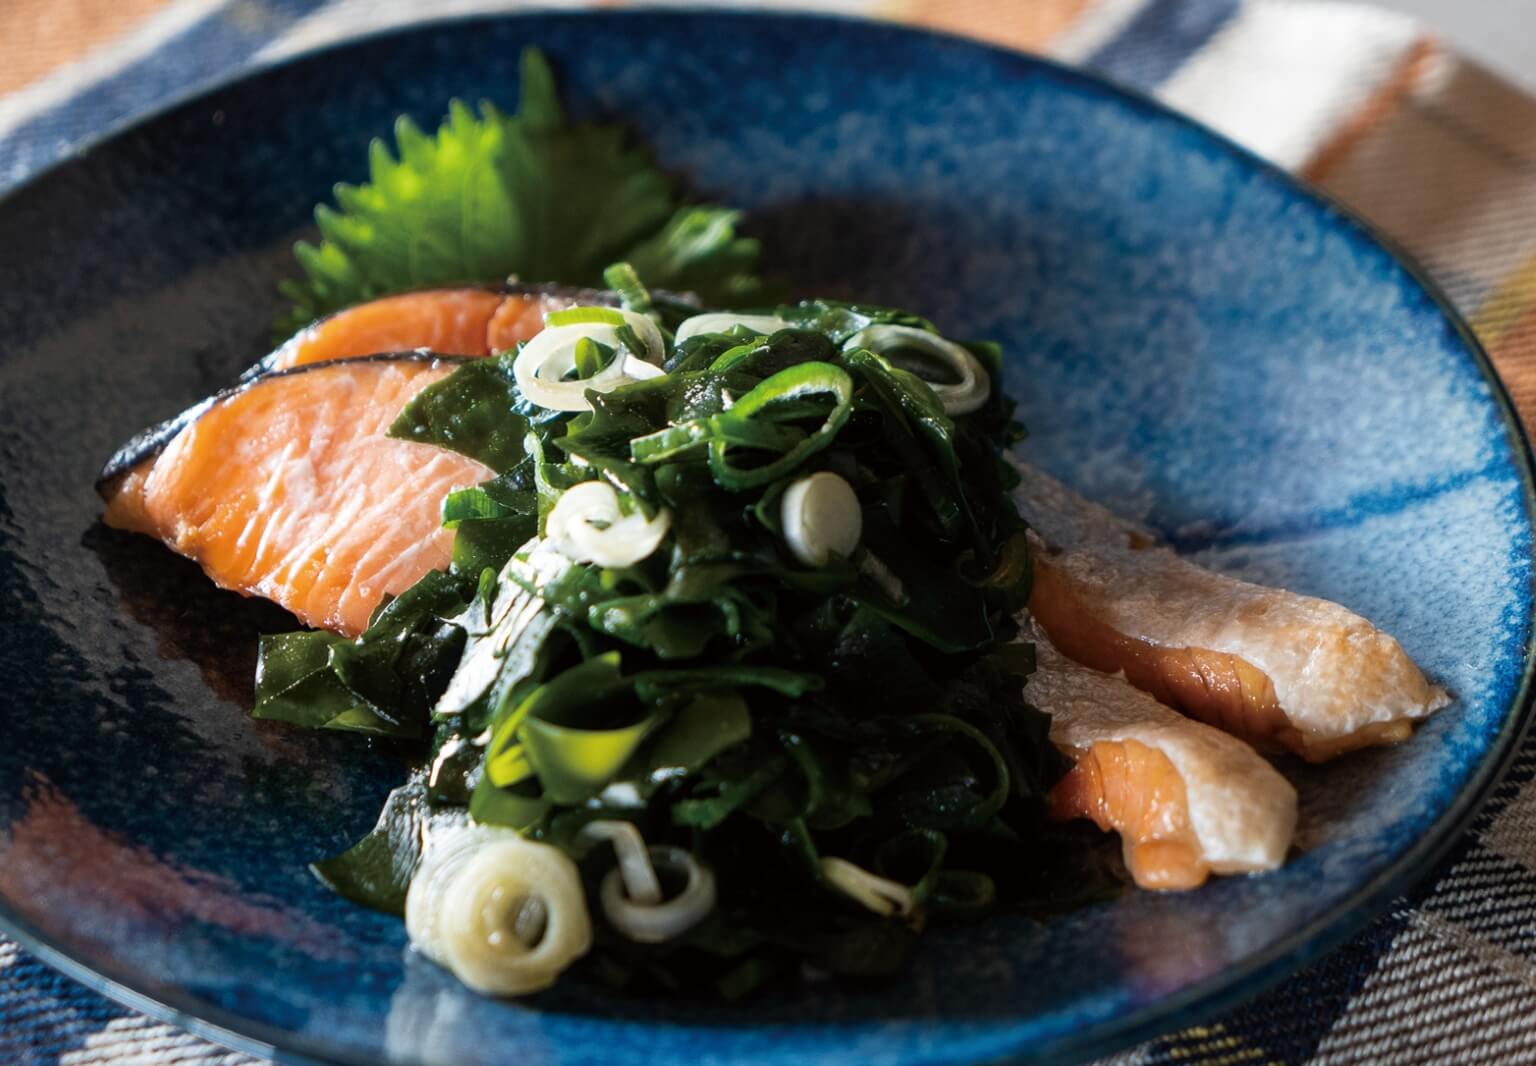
100;354;494;636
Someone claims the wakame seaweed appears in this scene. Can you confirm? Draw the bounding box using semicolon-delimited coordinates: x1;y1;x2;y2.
253;272;1074;994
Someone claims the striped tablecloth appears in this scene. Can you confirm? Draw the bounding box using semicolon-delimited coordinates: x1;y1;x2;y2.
6;1;1536;1063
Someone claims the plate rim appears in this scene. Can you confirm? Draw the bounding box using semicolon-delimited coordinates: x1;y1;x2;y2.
0;8;1533;1065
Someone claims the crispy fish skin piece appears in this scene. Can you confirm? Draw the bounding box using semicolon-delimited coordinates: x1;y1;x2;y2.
1011;458;1449;762
101;355;494;637
1028;631;1297;890
264;284;613;372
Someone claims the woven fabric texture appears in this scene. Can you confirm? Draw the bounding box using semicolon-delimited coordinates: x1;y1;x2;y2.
4;1;1536;1063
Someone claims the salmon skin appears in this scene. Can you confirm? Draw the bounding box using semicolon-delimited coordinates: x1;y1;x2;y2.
97;284;594;484
1011;459;1449;762
100;353;495;636
96;351;472;488
252;282;619;377
98;395;223;489
1026;627;1297;890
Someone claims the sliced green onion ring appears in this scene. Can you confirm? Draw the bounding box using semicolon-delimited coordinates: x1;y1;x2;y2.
544;306;627;328
958;531;1030;588
674;312;790;344
894;715;1012;829
514;308;666;412
628;362;853;491
844;324;991;415
930;870;997;918
546;481;671;568
707;362;854;491
630;413;802;465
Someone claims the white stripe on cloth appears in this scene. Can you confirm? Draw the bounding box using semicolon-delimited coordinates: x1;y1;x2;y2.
57;1015;266;1066
256;0;575;63
1482;775;1536;874
0;0;229;144
258;0;885;65
1155;0;1427;170
1311;910;1536;1065
1086;1044;1155;1066
1046;0;1153;64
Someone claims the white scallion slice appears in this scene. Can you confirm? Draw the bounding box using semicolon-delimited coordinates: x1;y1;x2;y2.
512;308;665;412
405;824;592;997
857;550;904;602
575;821;663;906
600;845;717;944
820;856;915;918
780;471;862;567
844;324;991;415
545;481;671;569
674;312;791;344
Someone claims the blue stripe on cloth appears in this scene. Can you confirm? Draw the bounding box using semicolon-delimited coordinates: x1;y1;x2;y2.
0;0;326;190
1149;895;1418;1064
1155;878;1425;1062
0;944;137;1066
1084;0;1241;91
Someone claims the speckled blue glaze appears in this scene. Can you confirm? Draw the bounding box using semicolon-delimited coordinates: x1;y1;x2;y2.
0;11;1530;1066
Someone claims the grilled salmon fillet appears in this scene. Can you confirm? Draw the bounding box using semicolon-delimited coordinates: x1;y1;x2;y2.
265;284;604;372
101;355;493;636
1013;460;1449;762
1027;629;1297;889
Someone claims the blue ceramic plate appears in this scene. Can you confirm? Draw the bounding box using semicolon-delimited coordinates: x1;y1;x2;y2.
0;11;1530;1066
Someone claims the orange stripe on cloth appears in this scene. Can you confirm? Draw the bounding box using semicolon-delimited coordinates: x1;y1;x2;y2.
1474;254;1536;349
0;0;177;95
1300;37;1440;186
878;0;1092;54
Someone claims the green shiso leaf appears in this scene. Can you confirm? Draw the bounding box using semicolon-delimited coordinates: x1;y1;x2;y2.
625;206;762;306
277;49;761;336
